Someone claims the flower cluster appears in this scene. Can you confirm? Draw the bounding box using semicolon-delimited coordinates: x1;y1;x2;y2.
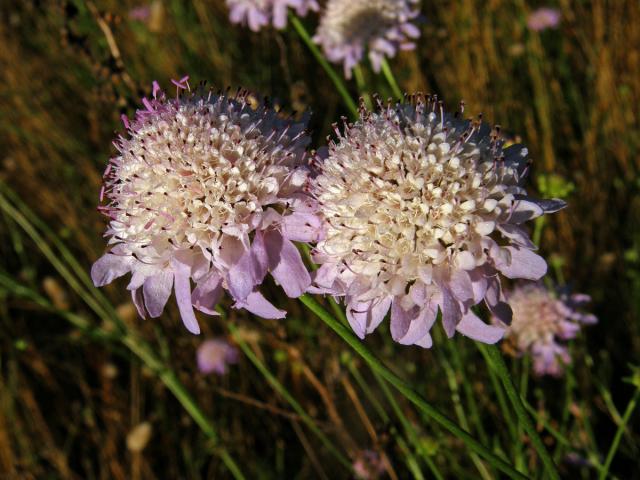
92;78;321;334
500;283;597;376
310;97;566;347
313;0;421;77
226;0;319;31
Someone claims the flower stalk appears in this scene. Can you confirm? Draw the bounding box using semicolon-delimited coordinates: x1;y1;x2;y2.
299;294;527;479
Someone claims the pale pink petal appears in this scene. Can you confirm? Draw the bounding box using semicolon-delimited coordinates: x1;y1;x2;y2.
346;297;392;339
91;253;133;287
172;260;200;334
228;244;260;302
236;290;286;319
449;269;474;304
281;212;323;242
439;287;461;337
192;272;223;315
143;271;174;318
485;276;512;325
264;231;311;298
390;298;437;345
498;247;547;280
131;288;146;319
497;224;536;249
509;199;544;223
456;311;505;343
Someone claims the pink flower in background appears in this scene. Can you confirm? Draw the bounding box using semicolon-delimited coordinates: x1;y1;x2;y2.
352;450;385;479
226;0;319;31
310;96;566;347
313;0;421;78
527;7;561;32
128;5;151;22
500;283;597;376
197;338;239;375
92;78;321;334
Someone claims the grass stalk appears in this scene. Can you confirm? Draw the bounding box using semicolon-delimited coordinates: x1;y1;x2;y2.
227;324;352;471
288;15;358;118
483;345;560;480
298;294;526;479
380;58;403;100
598;388;640;480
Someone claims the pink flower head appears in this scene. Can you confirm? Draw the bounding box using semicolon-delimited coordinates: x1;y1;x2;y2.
197;338;239;375
352;450;385;479
92;79;322;334
527;7;561;32
500;283;597;376
310;96;566;347
226;0;319;31
313;0;421;78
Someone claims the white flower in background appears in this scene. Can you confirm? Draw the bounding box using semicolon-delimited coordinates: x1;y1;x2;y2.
92;78;322;334
313;0;421;78
501;283;597;376
226;0;319;31
311;96;566;347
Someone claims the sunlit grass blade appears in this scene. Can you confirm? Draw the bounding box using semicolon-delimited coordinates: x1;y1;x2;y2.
299;294;527;479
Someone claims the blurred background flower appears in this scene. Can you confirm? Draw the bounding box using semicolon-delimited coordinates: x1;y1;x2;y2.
527;7;561;32
500;282;597;376
313;0;420;77
197;338;239;375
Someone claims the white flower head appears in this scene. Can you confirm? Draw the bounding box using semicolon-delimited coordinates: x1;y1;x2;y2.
226;0;319;31
313;0;421;78
92;78;322;334
311;96;566;347
502;283;597;376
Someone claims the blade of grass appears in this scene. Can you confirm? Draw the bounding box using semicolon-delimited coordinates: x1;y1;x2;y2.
298;294;526;479
483;344;560;480
0;190;246;480
288;15;358;118
227;323;352;471
598;388;640;480
380;58;403;100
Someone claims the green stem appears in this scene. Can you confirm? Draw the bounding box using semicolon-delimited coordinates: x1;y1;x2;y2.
380;58;403;100
228;324;352;471
298;294;526;479
484;345;560;480
289;15;358;118
599;388;640;480
0;190;245;480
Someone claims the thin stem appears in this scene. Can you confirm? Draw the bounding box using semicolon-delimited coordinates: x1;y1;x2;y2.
289;15;358;118
353;65;373;110
380;58;403;100
440;353;493;480
228;324;352;471
599;388;640;480
484;345;560;480
0;190;245;480
299;294;526;479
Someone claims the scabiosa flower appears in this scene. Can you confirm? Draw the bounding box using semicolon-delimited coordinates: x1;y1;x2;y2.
353;450;385;479
92;78;322;334
197;338;239;375
310;96;566;347
526;7;561;32
313;0;420;78
226;0;319;32
500;283;597;376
